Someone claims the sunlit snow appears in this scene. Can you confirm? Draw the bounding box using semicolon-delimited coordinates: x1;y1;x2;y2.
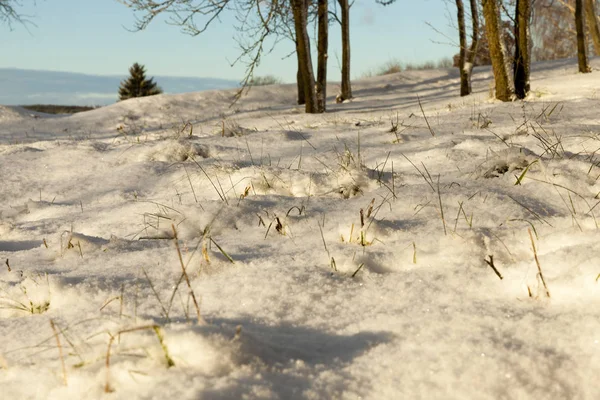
1;58;599;399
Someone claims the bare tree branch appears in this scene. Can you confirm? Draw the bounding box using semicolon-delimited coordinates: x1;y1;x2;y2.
1;0;36;30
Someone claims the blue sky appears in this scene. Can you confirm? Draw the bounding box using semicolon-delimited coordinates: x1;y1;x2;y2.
3;0;459;83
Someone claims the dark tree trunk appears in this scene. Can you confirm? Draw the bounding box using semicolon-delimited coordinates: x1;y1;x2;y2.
316;0;328;112
482;0;514;101
514;0;531;99
576;0;591;73
456;0;479;96
338;0;352;102
292;0;318;113
585;0;600;55
467;0;480;76
456;0;470;96
297;55;305;105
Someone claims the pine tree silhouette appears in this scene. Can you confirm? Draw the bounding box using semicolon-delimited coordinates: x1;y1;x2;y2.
118;63;163;101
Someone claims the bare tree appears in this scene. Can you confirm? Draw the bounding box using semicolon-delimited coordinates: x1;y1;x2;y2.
232;1;284;96
1;0;32;29
292;0;318;112
468;0;480;76
455;0;480;96
514;0;531;98
456;0;469;95
482;0;514;100
119;0;232;34
531;0;574;60
576;0;592;72
297;56;306;105
585;0;600;54
241;1;309;105
316;0;328;112
235;1;308;105
336;0;352;102
277;0;325;113
531;0;600;59
120;0;329;113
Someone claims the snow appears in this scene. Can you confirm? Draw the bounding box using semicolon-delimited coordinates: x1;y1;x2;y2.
1;58;600;399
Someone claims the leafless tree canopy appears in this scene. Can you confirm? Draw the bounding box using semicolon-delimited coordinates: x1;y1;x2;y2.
530;0;600;59
118;0;234;36
120;0;296;101
1;0;33;29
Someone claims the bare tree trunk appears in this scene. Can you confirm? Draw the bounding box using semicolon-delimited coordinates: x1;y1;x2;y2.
292;0;318;113
457;0;479;96
316;0;328;113
338;0;352;102
456;0;470;96
585;0;600;55
467;0;480;74
482;0;514;101
297;55;305;105
514;0;531;99
576;0;591;73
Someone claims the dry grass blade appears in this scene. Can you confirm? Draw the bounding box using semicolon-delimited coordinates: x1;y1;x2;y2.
417;94;435;137
507;195;553;227
400;153;435;192
99;296;121;312
318;221;336;271
351;263;365;278
437;175;447;235
141;267;169;321
484;255;503;280
413;242;417;264
172;224;204;325
484;127;510;147
182;163;200;205
528;228;550;298
210;237;235;264
105;324;174;393
50;320;67;386
189;156;228;204
514;160;538;186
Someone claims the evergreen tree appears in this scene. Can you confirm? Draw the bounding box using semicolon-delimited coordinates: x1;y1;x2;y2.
118;63;163;101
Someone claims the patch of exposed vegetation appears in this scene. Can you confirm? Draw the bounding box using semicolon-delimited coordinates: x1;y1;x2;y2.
20;104;99;114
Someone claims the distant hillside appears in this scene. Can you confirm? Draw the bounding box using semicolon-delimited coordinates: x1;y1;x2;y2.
0;68;240;106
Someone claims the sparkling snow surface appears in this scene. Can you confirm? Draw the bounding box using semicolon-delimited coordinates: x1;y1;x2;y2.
1;59;599;399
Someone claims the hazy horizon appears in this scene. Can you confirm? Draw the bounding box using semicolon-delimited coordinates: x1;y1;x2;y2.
2;0;457;83
0;67;240;106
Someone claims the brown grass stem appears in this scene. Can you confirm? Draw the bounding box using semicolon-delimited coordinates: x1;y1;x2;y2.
105;324;174;393
50;319;67;386
528;228;550;298
484;255;503;280
172;224;204;325
417;94;435;137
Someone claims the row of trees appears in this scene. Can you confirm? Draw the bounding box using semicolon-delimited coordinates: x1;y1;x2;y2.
4;1;596;111
118;0;351;113
453;0;600;97
469;0;594;102
533;0;600;62
117;0;598;112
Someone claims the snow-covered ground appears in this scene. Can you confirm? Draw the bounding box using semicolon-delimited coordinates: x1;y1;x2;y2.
1;58;599;399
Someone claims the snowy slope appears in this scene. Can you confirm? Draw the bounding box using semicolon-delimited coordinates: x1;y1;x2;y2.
1;58;599;399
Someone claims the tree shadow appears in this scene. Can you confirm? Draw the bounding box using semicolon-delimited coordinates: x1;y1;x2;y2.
193;317;396;399
0;240;44;252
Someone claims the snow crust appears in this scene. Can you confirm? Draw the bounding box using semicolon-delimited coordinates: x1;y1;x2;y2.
1;58;600;399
